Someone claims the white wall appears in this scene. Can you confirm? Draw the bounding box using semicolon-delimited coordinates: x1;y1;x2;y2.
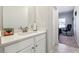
74;7;79;46
47;7;58;52
3;6;29;32
36;7;48;30
0;7;2;30
52;7;58;50
36;7;58;52
59;11;73;27
0;6;2;43
28;7;36;27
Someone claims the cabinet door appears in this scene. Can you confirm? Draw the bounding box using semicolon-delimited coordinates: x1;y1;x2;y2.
18;45;34;53
35;39;46;53
5;38;34;53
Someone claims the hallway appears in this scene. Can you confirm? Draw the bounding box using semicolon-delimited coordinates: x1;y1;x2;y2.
53;43;79;53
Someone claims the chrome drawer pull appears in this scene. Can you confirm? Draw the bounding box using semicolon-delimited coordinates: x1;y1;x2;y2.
35;45;38;47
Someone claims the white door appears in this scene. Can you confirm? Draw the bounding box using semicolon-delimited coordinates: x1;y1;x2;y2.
18;45;35;53
35;39;46;53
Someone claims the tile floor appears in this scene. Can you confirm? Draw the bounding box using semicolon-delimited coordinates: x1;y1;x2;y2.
53;43;79;53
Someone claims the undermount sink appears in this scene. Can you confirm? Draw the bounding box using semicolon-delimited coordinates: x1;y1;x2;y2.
17;31;36;35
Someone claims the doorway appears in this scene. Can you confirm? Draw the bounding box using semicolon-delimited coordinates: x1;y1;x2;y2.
58;8;79;48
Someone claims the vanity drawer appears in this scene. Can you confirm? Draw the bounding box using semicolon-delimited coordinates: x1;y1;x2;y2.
18;45;34;53
5;38;34;53
35;34;46;42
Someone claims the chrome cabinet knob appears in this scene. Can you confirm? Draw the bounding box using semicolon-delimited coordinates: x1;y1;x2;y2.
32;47;35;49
35;45;38;47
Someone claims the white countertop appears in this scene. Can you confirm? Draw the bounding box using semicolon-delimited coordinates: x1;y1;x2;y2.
0;31;46;47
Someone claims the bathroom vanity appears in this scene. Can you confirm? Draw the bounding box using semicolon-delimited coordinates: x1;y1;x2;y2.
0;31;46;53
0;6;47;53
0;6;58;53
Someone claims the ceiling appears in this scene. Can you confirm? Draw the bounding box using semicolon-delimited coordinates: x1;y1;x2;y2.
57;6;74;13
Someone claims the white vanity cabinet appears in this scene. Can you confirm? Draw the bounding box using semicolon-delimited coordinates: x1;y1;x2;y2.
34;34;46;53
35;39;46;53
5;38;34;53
18;45;35;53
18;34;46;53
0;32;46;53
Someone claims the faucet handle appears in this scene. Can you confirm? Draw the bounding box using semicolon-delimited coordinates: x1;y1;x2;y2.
25;27;29;30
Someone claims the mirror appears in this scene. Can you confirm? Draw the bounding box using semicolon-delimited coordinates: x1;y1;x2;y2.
2;6;36;33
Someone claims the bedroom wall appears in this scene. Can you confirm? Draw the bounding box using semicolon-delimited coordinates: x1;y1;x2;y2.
59;11;73;27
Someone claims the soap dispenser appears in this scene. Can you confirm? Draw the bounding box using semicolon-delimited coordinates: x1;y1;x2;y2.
33;22;37;31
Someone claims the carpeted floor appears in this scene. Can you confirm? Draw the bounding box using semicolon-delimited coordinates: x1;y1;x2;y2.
59;34;79;48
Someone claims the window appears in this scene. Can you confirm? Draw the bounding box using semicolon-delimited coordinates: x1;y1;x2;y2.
59;18;66;28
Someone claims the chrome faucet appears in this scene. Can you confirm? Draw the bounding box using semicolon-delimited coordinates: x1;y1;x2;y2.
20;26;29;32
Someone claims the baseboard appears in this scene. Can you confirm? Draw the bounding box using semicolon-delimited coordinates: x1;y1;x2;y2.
74;34;79;47
48;43;58;53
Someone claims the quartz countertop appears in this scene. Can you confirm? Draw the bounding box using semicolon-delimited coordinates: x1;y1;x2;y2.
0;31;46;47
